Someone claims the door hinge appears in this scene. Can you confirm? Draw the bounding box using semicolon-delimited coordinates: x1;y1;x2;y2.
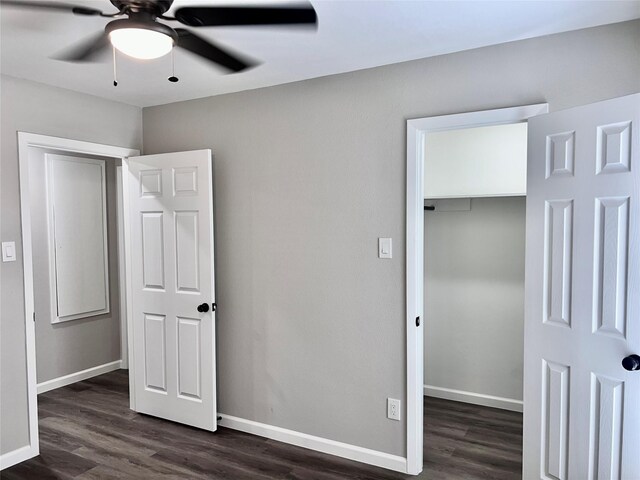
33;311;36;322
415;316;420;327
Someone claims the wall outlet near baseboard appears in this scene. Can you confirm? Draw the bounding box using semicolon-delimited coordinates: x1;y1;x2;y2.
387;398;401;421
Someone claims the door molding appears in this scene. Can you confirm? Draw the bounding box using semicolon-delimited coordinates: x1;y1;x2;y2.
11;132;138;470
404;103;548;475
116;167;129;369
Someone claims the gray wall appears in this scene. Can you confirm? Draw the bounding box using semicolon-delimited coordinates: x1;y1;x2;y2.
29;153;122;384
424;197;525;402
0;75;141;455
142;21;640;456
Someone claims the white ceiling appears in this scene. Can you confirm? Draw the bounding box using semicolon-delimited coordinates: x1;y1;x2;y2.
1;0;639;107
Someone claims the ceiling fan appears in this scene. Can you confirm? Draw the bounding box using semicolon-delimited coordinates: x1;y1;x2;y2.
0;0;318;74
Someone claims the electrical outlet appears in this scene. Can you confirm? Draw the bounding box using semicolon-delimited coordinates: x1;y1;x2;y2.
387;398;401;421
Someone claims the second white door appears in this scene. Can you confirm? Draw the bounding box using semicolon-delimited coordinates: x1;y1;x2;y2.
523;94;639;479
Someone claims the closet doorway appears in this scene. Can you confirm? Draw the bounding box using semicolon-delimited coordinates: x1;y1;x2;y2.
408;95;640;478
423;121;527;411
29;150;128;394
422;120;529;478
404;104;548;475
16;133;218;467
16;133;138;463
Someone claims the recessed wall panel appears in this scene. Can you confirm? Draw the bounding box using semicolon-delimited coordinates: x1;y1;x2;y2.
144;314;166;392
596;121;632;174
175;211;199;293
546;132;575;178
543;360;570;480
593;197;629;338
543;200;573;327
589;374;624;480
141;212;165;290
48;155;109;322
177;317;201;400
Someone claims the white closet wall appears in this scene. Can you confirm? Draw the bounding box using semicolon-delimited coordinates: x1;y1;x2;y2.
424;122;527;199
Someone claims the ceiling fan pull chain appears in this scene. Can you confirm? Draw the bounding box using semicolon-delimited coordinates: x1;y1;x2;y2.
112;46;118;87
168;48;179;83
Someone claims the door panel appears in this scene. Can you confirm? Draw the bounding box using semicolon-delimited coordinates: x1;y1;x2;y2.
141;212;165;290
543;199;573;327
125;149;216;431
524;94;639;479
590;374;624;480
542;360;570;480
593;197;629;338
144;313;167;392
175;211;200;292
177;317;202;399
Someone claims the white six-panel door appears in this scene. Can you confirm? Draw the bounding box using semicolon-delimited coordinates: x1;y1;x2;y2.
524;94;639;479
124;149;216;430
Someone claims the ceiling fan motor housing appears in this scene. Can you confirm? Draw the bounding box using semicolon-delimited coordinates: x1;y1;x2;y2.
110;0;174;17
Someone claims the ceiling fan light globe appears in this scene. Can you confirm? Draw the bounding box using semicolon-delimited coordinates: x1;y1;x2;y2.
109;28;173;60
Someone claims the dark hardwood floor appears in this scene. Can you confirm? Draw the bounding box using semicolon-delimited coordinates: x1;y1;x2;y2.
2;371;522;479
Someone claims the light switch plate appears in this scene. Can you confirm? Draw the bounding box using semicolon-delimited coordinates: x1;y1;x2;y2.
378;238;392;259
2;242;16;262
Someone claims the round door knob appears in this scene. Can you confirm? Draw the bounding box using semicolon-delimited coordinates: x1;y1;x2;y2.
621;354;640;371
197;303;210;313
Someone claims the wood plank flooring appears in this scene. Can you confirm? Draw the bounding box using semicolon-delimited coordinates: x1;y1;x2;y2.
3;371;522;479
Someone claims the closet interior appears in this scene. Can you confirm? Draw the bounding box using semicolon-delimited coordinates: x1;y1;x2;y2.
423;121;528;412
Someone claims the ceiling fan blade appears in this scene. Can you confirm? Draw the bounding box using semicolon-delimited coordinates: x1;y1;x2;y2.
0;0;105;16
174;4;317;28
54;31;110;62
175;28;255;73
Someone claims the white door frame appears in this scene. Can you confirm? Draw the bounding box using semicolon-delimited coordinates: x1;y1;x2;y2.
14;132;139;468
404;103;548;475
116;166;129;369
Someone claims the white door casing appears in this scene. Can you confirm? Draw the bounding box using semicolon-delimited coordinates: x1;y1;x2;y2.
124;149;217;430
405;103;548;475
523;94;640;479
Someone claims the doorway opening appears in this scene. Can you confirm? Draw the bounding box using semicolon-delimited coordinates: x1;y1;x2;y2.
404;104;548;475
15;136;218;470
30;150;127;393
16;132;139;464
423;121;527;411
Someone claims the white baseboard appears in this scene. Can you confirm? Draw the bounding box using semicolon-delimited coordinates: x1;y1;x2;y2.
0;444;38;470
37;360;123;394
218;414;407;474
424;385;523;412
